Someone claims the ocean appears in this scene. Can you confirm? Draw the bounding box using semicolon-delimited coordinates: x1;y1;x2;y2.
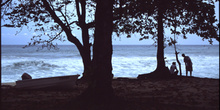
1;45;219;83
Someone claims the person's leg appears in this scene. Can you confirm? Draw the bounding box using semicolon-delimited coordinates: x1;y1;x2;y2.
186;71;188;76
190;71;192;77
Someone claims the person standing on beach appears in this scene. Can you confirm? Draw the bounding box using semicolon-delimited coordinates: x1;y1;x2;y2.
182;54;193;76
170;62;178;76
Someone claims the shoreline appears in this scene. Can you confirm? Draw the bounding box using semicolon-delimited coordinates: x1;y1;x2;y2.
1;76;219;86
1;76;219;110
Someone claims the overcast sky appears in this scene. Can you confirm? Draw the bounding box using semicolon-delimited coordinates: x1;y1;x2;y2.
1;2;219;45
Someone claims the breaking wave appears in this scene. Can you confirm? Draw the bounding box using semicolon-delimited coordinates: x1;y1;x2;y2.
1;61;60;75
9;61;59;69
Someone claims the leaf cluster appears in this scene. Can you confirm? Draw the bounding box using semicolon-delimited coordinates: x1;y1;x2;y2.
2;0;49;27
1;0;98;49
113;0;219;44
113;0;157;39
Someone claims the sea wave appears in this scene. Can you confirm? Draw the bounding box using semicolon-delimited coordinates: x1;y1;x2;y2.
2;61;59;75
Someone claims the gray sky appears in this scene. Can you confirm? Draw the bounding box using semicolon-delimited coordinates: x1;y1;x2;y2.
1;2;219;45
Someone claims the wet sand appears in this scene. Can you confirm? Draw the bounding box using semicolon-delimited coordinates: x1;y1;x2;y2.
1;76;219;110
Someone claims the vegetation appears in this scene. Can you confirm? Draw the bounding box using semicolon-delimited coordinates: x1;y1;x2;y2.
1;0;96;79
2;0;114;102
112;0;219;78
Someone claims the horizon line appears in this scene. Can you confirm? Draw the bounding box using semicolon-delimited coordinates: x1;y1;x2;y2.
1;44;219;46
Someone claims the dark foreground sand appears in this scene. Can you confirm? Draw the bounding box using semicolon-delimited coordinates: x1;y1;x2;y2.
1;76;219;110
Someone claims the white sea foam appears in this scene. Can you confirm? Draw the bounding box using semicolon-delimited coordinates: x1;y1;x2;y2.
1;45;219;83
112;56;157;77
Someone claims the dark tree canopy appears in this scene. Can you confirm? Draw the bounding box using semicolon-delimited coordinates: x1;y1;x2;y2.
2;0;115;103
113;0;219;78
113;0;219;43
2;0;218;46
1;0;96;48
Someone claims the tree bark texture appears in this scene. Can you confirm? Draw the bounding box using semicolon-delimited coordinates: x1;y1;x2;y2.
152;2;170;77
81;0;114;102
156;6;166;70
92;0;114;94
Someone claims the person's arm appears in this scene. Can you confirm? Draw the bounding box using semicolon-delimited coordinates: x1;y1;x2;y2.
189;57;192;65
175;66;178;71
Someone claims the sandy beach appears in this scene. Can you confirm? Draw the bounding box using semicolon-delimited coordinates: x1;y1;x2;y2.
1;76;219;110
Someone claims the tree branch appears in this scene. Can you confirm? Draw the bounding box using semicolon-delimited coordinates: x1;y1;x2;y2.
41;0;84;50
48;29;64;42
86;21;95;28
1;0;11;7
42;1;76;41
58;10;70;30
75;0;81;24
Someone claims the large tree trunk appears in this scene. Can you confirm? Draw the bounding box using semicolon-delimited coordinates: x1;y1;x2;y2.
80;0;114;103
152;3;170;77
91;0;114;97
137;2;170;79
156;6;165;70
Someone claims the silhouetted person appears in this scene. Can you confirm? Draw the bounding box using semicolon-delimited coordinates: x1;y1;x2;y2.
170;62;178;76
21;73;32;80
182;54;193;76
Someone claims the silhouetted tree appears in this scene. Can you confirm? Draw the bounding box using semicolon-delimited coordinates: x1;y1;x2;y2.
154;0;219;77
113;0;219;79
1;0;96;79
2;0;114;103
81;0;114;102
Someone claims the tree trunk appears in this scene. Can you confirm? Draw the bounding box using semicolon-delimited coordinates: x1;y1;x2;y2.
81;24;93;80
138;2;170;79
42;0;93;79
173;13;182;77
75;0;93;80
156;6;165;70
80;0;114;103
174;46;182;76
151;3;170;77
